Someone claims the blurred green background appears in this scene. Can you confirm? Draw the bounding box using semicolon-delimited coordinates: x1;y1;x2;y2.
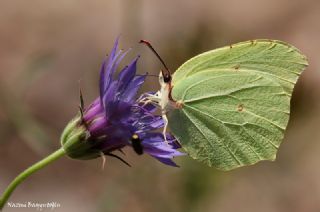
0;0;320;211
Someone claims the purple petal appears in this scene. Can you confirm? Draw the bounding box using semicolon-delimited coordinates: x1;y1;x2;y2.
99;38;120;96
144;145;185;157
141;133;176;145
139;115;161;125
83;98;103;122
100;38;124;103
141;103;157;113
88;117;108;136
135;117;164;132
117;57;139;93
103;50;122;91
120;75;146;103
148;117;164;129
107;37;120;70
109;101;133;122
109;49;130;80
141;132;186;159
132;103;157;117
103;81;118;116
153;157;179;167
99;59;108;102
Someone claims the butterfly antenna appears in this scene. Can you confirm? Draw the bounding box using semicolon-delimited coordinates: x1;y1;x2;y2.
136;73;159;78
139;40;170;72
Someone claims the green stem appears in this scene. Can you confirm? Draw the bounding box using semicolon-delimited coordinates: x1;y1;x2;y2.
0;148;66;210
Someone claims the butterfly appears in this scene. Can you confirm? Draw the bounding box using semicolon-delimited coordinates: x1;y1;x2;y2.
140;39;308;170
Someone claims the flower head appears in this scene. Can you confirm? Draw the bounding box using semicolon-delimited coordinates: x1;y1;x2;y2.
61;38;184;167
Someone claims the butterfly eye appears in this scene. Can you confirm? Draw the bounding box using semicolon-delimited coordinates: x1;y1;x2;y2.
163;73;171;83
161;69;171;83
131;134;143;155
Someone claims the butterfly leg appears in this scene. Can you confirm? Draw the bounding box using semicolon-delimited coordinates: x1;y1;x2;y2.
138;92;161;107
137;92;160;101
139;99;158;108
139;91;170;145
161;111;169;144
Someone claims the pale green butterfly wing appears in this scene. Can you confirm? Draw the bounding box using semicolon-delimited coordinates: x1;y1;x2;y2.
169;40;308;171
172;40;308;95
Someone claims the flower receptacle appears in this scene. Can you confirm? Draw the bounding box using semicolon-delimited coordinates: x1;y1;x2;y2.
61;115;101;160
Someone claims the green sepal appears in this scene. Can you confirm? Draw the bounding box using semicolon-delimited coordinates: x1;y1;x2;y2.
61;115;101;160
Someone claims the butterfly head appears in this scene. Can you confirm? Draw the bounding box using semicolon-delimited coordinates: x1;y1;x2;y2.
159;69;172;85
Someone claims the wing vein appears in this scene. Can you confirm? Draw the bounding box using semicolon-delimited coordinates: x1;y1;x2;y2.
182;108;243;166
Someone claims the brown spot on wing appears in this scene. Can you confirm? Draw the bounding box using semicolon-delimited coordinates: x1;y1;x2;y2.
237;104;244;112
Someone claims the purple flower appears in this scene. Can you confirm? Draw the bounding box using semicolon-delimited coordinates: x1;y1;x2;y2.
61;38;184;167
